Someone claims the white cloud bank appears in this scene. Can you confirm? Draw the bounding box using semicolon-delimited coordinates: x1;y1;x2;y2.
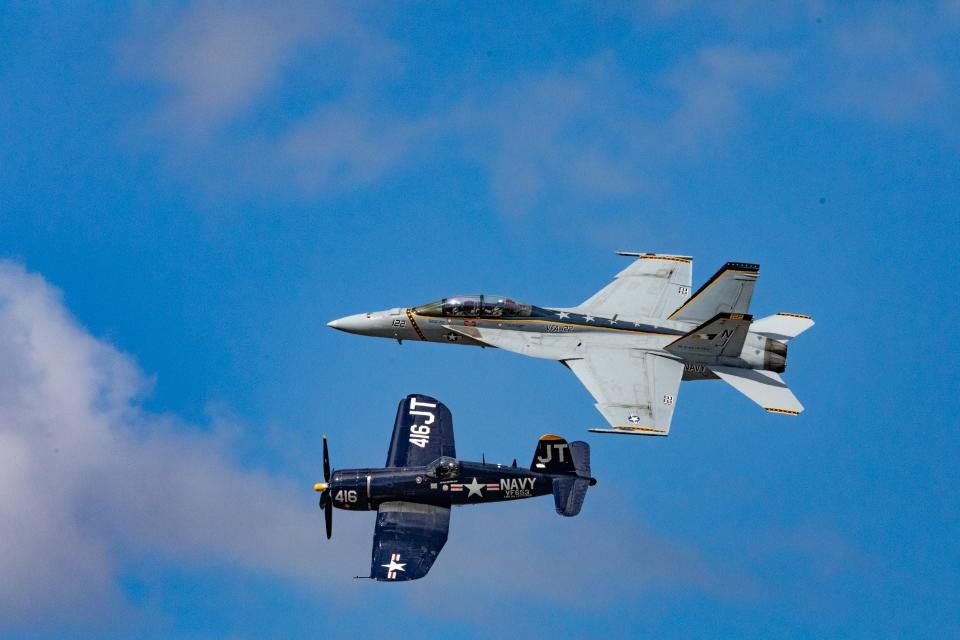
0;261;340;624
119;2;959;220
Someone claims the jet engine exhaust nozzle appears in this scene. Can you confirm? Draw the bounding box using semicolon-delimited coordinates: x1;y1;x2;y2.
763;338;787;373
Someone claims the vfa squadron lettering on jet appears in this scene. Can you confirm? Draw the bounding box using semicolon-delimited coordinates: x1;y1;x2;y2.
314;394;597;581
546;324;574;332
328;253;815;436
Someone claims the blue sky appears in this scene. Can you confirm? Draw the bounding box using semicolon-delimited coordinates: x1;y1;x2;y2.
1;1;958;637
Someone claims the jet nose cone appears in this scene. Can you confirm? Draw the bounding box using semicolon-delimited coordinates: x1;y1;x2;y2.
327;312;373;335
327;315;352;332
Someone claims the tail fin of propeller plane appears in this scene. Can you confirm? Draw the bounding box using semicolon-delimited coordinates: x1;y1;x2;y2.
531;437;597;517
530;435;576;474
668;262;758;324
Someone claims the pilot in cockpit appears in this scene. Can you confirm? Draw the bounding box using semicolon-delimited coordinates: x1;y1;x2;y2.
415;295;531;318
426;457;460;481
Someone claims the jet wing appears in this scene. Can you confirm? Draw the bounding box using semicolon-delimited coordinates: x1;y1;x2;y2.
386;394;455;467
371;501;450;581
577;253;692;320
565;348;684;436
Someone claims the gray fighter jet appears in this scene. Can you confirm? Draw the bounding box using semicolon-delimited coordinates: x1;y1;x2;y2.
329;253;814;436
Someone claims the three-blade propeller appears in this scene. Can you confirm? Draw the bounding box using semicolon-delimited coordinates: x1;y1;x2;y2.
314;435;333;539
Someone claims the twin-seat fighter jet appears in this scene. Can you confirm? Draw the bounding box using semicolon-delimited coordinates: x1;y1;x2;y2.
315;394;596;581
328;253;814;436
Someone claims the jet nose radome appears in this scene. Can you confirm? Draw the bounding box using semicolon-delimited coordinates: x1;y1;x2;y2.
327;313;369;334
329;309;409;339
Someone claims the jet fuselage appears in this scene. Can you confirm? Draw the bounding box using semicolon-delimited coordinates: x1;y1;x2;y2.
327;302;782;375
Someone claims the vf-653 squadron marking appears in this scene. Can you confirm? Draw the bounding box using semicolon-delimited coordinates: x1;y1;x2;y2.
314;394;597;581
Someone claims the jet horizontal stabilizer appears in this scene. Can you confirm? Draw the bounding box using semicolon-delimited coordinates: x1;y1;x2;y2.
587;426;669;436
710;365;804;415
749;312;815;342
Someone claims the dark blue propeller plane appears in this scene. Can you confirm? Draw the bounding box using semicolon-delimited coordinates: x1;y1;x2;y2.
315;394;598;581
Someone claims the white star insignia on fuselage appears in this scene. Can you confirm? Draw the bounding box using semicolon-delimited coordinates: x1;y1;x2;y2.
555;311;570;320
463;477;485;498
584;315;595;323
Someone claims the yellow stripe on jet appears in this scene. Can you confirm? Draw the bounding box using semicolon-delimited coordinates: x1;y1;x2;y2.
411;313;681;337
765;407;801;416
405;308;426;340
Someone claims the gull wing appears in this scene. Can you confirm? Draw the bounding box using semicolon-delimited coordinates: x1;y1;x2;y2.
371;501;450;581
565;348;685;436
577;253;692;320
386;394;455;467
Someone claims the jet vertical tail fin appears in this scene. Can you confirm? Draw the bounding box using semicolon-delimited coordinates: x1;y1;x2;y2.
664;313;753;360
668;262;759;324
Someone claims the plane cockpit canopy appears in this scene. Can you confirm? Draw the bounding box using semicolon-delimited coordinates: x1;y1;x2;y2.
414;295;532;318
426;457;460;480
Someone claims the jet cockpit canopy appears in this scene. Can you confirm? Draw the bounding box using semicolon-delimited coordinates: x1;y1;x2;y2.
414;295;532;318
425;457;460;480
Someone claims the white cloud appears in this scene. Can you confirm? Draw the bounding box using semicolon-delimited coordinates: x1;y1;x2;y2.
814;15;951;125
450;47;788;218
665;45;789;148
126;2;400;137
121;1;415;198
122;4;792;214
120;2;959;218
0;261;350;625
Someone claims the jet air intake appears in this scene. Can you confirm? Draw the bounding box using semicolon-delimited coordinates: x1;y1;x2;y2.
763;338;787;373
